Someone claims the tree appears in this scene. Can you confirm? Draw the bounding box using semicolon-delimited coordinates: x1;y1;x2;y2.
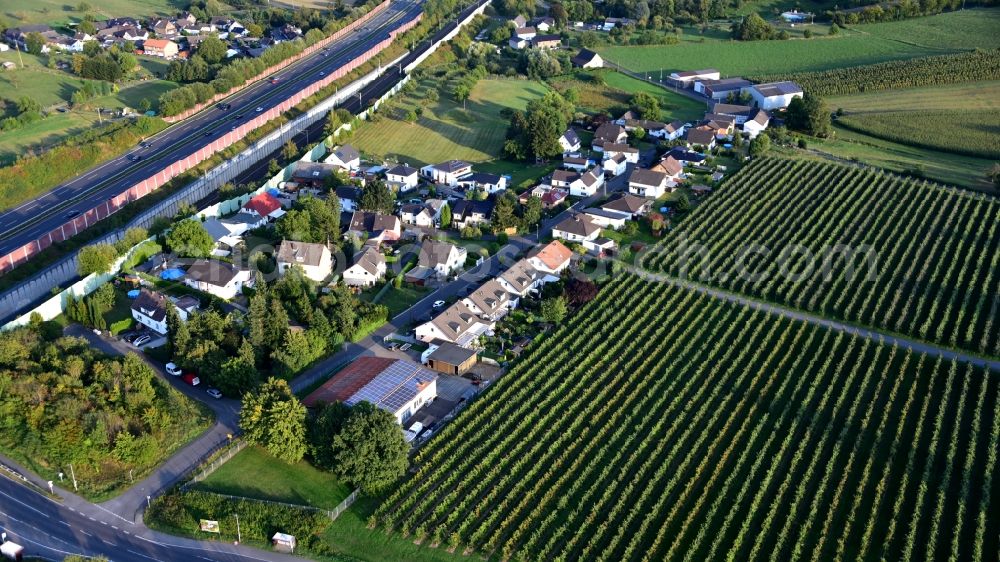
565;277;598;306
674;191;692;212
631;92;661;120
731;13;774;40
541;295;568;324
749;133;771;157
490;191;520;234
439;203;452;229
166;220;214;257
307;401;351;470
281;139;298;161
785;93;832;137
138;98;151;113
330;402;408;493
16;96;41;115
79;20;96;35
77;243;118;275
239;378;308;463
25;32;44;55
359;180;394;214
521;196;542;229
505;91;575;160
197;35;227;64
217;339;258;396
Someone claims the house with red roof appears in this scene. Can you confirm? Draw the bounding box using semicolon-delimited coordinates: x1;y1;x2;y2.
242;192;284;221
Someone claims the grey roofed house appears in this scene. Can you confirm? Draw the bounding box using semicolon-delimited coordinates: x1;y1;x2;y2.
553;214;601;238
221;211;263;228
431;300;488;342
352;244;385;276
629;168;668;187
701;78;752;95
201;218;232;242
500;259;541;295
276;240;328;267
667;147;707;163
584;207;630;221
511;14;527;27
711;103;754;116
624;118;666;131
427;342;477;367
452;198;495;221
292;161;337;183
686;127;717;146
552;169;580;184
466;279;510;318
564;156;589;167
704;113;736;125
580;167;603;187
593;123;626;146
433;159;472;173
753;81;803;97
131;289;169;323
601;142;638;154
333;144;360;163
749;109;770;125
336;185;362;202
349;210;401;235
515;26;536;36
561;128;580;147
387;164;418;177
418;239;460;269
571;48;601;67
400;203;427;216
468;172;503;186
664;120;685;133
186;259;241;286
532;33;561;43
601;192;650;215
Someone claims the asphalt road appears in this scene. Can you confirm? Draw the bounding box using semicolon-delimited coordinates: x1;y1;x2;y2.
0;0;423;256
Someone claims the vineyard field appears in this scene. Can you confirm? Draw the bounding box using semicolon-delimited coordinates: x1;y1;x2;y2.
643;158;1000;356
375;274;999;561
836;109;1000;159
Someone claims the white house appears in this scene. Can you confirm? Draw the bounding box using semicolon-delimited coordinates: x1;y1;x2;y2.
400;204;435;227
745;81;803;110
661;120;687;141
650;155;684;183
583;207;629;230
601;143;640;164
451;199;494;229
592;123;627;151
551;214;601;243
514;26;536;40
462;172;507;194
559;128;582;153
628;168;669;199
342;244;386;287
420;160;473;186
463;279;512;320
551;167;604;197
743;109;770;139
602;153;628;177
416;239;466;278
497;259;543;298
275;240;333;282
571;48;603;69
527;240;573;278
336;186;362;213
599;192;651;220
130;289;198;335
326;145;361;171
242;192;284;221
184;260;252;300
386;164;419;192
415;300;492;347
669;68;720;85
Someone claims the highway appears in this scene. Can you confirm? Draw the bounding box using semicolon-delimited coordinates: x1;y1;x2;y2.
0;0;423;258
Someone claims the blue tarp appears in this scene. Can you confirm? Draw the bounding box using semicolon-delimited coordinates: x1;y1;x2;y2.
127;289;140;299
267;188;280;197
160;268;185;280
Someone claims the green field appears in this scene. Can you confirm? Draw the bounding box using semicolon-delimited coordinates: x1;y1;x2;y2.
351;78;550;166
598;9;1000;75
837;109;1000;160
549;69;707;123
0;0;189;27
193;446;353;510
376;273;1000;561
829;80;1000;112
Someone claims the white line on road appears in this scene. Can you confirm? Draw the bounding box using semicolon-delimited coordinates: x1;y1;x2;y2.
128;549;163;561
81;530;93;537
0;489;50;519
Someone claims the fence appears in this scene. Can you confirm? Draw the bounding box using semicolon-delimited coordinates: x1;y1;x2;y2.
182;439;247;490
193;488;360;522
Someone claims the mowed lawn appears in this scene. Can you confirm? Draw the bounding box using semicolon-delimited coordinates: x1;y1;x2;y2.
192;446;353;510
550;69;706;122
599;8;1000;75
829;80;1000;113
351;78;550;166
0;0;189;26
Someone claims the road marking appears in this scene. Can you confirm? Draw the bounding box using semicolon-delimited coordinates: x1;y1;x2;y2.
60;520;71;527
81;530;93;537
0;489;50;519
112;525;118;530
128;549;163;561
102;538;115;545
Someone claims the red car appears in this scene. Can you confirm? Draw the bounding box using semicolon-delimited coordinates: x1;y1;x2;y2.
181;373;201;386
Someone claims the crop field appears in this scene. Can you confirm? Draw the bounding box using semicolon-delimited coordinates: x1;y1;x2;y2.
643;158;1000;355
829;80;1000;113
375;273;999;561
598;8;1000;75
548;69;706;123
350;78;549;166
837;109;1000;160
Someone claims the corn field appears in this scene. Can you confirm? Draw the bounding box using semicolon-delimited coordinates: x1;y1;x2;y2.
374;274;999;561
643;158;1000;357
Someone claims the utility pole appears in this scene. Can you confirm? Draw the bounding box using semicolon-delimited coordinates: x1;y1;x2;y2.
96;108;103;124
235;512;242;543
69;464;78;491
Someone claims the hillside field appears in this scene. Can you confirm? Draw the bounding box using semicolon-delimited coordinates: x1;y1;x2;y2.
837;109;1000;160
598;9;1000;75
643;158;1000;355
548;69;706;123
376;273;999;561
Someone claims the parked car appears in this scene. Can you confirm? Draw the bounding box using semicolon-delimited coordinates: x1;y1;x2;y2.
165;362;182;376
133;334;152;347
206;388;223;399
181;373;200;386
432;300;446;309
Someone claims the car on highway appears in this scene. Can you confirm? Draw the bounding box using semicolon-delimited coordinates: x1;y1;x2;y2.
270;77;280;84
204;130;213;137
165;362;182;376
127;154;141;162
255;106;263;112
139;140;151;148
433;300;446;309
319;71;326;76
66;210;81;219
133;334;152;347
182;373;201;386
206;388;223;399
217;103;231;110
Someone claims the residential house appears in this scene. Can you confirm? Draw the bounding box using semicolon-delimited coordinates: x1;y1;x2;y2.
342;244;386;287
220;212;266;235
685;127;717;150
650;155;684;184
661;120;687;141
386;164;419;192
463;279;513;320
623;118;666;137
417;240;466;279
291;162;339;189
670;69;721;86
336;186;362;212
583;207;629;230
415;300;492;347
571;48;603;68
302;357;437;424
424;342;478;376
743;109;770;139
628;168;669;198
243;192;284;221
462;172;507;194
515;26;537;40
497;259;543;299
202;218;244;254
592;123;627;151
346;211;402;243
508;36;529;49
143;38;179;59
601;143;639;164
3;25;53;50
420;160;473;186
602;17;633;31
519;185;567;208
559;128;581;153
530;17;555;31
602;153;628;177
552;214;601;243
695;78;753;101
451;199;494;229
400;204;435;227
702;115;736;138
600;192;651;219
531;34;561;49
527;240;573;278
745;81;803;110
150;19;177;37
326;145;361;171
271;23;302;42
184;259;252;300
710;103;754;124
552;167;604;197
563;155;592;172
424;199;448;221
781;9;812;22
130;289;198;335
511;15;528;28
276;240;333;282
